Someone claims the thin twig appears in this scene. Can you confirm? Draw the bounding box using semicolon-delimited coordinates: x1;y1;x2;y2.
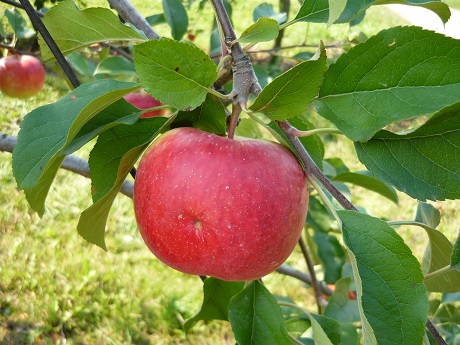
277;120;357;212
247;42;347;55
106;0;160;40
100;42;133;62
276;264;333;296
18;0;80;88
426;319;448;345
0;133;134;197
298;236;327;313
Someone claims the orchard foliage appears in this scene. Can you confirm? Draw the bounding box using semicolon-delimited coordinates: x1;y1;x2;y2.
3;0;460;343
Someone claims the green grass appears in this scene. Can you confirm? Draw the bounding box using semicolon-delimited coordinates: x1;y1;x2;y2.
1;1;459;344
445;0;460;9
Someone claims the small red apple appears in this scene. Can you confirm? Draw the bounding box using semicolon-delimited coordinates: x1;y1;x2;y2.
187;33;196;41
0;54;46;99
133;127;309;281
124;92;164;118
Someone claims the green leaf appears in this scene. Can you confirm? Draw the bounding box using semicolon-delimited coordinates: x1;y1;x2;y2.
40;0;146;61
250;43;326;121
316;26;460;142
12;80;140;215
332;171;398;204
339;0;449;23
172;94;226;135
327;0;347;27
235;118;264;139
355;102;460;201
324;277;360;323
277;296;311;338
413;222;460;292
310;313;341;345
337;323;359;345
162;0;188;40
313;231;346;284
452;232;460;270
66;52;96;78
78;117;169;249
280;301;339;345
374;0;451;24
134;38;217;110
253;3;287;24
294;0;329;23
5;8;36;39
306;196;332;233
94;56;136;76
145;13;166;26
228;280;291;345
239;18;279;43
292;0;449;25
415;202;441;229
184;278;244;332
340;210;429;345
64;99;143;154
0;20;5;37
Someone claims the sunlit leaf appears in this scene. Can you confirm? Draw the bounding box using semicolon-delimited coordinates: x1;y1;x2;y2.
414;222;460;292
355;102;460;201
316;26;460;142
172;94;226;135
228;280;291;345
253;3;287;24
78;117;169;249
40;0;145;61
340;211;429;345
134;38;217;110
325;277;360;323
12;80;139;215
94;56;136;76
239;18;279;43
327;0;347;27
415;202;441;229
332;171;398;204
250;43;326;121
452;232;460;271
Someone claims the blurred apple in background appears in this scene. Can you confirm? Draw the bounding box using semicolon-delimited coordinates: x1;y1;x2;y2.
0;55;46;99
124;91;165;118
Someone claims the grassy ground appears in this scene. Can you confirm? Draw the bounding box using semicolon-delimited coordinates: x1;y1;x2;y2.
445;0;460;9
1;1;459;344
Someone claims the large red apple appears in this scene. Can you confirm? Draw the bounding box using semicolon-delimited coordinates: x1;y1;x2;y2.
124;92;164;118
133;127;309;281
0;55;45;99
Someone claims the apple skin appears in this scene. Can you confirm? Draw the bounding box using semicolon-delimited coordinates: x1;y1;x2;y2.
0;55;45;99
124;92;163;118
133;127;309;281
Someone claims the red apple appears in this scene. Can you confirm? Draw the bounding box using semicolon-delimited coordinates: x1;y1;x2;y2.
133;128;309;281
187;33;196;41
124;92;164;118
0;55;45;99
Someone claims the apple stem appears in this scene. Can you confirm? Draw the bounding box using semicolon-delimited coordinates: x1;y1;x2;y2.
0;43;20;55
209;0;262;139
